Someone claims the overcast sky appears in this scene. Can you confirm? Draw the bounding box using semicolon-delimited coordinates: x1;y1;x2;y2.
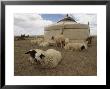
14;13;97;36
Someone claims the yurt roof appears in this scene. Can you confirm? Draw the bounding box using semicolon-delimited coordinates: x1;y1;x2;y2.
57;14;77;23
45;14;89;31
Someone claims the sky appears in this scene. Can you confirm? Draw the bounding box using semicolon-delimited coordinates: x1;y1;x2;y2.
14;13;97;36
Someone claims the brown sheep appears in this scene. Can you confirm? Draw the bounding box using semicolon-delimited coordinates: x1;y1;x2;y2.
54;35;65;48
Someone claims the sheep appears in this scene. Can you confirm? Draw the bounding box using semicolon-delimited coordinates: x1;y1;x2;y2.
64;41;87;51
30;38;44;45
65;38;69;45
39;41;49;47
48;40;56;46
25;49;62;68
25;49;45;63
38;38;56;47
54;34;65;48
86;36;92;44
39;49;62;68
25;49;38;63
30;39;38;45
82;41;88;49
37;38;44;45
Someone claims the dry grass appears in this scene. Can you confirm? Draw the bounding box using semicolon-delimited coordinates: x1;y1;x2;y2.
14;37;97;76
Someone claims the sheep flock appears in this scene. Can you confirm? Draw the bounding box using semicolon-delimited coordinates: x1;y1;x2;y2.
24;34;91;69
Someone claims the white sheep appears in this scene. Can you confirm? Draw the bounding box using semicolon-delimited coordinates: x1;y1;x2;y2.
30;38;44;45
25;49;62;68
30;39;38;45
39;41;49;47
65;38;69;45
37;38;44;45
48;40;56;46
64;42;87;51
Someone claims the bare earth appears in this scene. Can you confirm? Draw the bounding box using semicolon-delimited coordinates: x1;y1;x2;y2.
14;37;97;76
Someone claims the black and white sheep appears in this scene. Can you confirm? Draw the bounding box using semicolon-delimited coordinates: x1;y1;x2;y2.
25;49;62;68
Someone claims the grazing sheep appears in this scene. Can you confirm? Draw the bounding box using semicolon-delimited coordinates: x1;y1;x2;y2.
64;42;87;51
54;35;65;48
25;49;62;68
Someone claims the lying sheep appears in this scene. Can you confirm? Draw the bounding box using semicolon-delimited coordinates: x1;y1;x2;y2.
48;40;56;46
39;41;49;47
30;38;44;45
25;49;62;68
25;49;38;63
38;39;55;47
30;39;38;45
36;38;44;45
64;42;87;51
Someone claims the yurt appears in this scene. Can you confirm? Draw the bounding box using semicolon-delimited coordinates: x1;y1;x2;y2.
44;14;90;41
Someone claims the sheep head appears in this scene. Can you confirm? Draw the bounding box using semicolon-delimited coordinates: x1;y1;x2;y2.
25;49;45;61
35;52;45;61
25;50;37;59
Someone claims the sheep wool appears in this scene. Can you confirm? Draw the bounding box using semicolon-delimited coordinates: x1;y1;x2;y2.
39;49;62;68
37;38;44;45
30;39;37;44
54;35;65;48
48;40;56;46
39;41;49;47
65;38;69;45
64;42;87;51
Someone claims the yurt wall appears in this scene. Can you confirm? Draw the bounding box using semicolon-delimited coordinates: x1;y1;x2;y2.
44;29;62;39
63;28;89;40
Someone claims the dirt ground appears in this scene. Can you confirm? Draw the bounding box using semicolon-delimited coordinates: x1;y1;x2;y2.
14;37;97;76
